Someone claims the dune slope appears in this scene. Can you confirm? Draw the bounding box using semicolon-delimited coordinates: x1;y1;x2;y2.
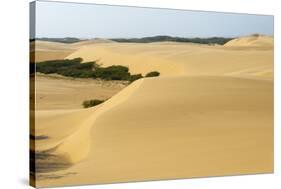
35;76;273;187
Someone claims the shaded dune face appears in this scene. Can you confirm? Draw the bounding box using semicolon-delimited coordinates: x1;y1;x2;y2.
33;35;273;187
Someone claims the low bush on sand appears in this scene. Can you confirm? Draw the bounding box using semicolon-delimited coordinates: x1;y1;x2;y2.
145;71;160;77
82;99;105;108
128;74;143;82
36;58;157;82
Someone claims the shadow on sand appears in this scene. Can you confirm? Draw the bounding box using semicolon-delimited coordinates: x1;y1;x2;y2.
30;138;76;181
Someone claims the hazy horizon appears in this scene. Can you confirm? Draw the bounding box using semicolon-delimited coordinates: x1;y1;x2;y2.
34;0;274;39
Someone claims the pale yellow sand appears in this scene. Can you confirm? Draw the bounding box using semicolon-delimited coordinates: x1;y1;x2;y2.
33;35;273;187
35;74;128;110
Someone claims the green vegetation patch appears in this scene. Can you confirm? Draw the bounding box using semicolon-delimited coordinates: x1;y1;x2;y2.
36;58;98;78
83;99;105;108
36;58;160;82
128;74;143;82
111;35;233;45
145;71;160;77
95;65;130;80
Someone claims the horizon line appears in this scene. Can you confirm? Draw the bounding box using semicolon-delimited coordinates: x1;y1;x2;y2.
31;33;274;40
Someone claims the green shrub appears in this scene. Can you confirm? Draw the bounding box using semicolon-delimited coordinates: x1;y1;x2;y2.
145;71;160;77
83;99;105;108
129;74;143;82
95;65;130;80
36;58;160;81
36;58;98;77
111;36;233;45
58;69;96;78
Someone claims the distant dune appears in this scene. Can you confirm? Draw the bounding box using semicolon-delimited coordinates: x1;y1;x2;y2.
66;36;273;78
70;38;114;47
33;35;273;187
31;39;116;62
224;34;273;48
30;41;78;62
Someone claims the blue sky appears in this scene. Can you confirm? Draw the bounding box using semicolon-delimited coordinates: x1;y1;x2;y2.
35;0;274;38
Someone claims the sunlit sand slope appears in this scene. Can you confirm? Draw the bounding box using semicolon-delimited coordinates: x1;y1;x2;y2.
36;76;273;187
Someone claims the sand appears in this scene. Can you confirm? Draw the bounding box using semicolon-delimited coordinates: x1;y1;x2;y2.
32;35;274;187
35;74;128;110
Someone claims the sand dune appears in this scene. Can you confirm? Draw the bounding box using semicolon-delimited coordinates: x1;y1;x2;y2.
66;36;273;78
35;76;273;187
31;39;115;62
33;36;273;187
224;34;273;48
